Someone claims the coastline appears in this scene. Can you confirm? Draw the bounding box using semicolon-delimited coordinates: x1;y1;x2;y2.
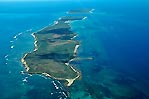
21;33;38;72
21;53;29;72
31;33;38;52
21;20;58;72
42;68;80;87
66;64;81;86
89;8;95;13
74;44;79;56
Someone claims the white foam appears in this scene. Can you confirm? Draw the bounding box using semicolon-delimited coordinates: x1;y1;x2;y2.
10;41;13;43
55;86;59;89
13;32;22;40
58;17;62;20
28;74;32;76
20;71;24;74
31;33;38;52
22;79;27;82
26;29;32;32
65;58;74;66
62;92;67;97
89;9;95;13
13;36;17;39
82;17;87;20
54;21;58;24
40;75;48;79
52;81;59;90
57;81;61;84
25;77;28;79
64;21;70;23
71;35;78;40
11;46;14;49
65;63;69;66
18;32;22;35
74;45;79;54
4;55;8;58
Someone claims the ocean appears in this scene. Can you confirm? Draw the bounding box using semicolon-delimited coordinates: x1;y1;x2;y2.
0;1;149;99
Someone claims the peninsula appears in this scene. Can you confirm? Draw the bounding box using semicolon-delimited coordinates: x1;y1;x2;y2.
21;16;85;86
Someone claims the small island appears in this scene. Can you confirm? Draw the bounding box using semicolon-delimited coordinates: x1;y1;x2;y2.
67;9;94;14
21;16;86;86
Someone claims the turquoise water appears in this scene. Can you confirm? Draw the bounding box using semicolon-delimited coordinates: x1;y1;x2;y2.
0;1;149;99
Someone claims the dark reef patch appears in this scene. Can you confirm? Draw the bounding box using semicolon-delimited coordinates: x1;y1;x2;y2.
84;82;112;99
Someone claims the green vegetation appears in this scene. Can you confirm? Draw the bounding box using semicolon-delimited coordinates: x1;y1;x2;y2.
22;17;84;82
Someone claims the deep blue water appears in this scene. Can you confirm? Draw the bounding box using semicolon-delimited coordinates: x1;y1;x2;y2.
0;1;149;99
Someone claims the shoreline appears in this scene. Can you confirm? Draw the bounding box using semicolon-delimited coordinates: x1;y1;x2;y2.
89;8;95;13
21;51;81;86
21;33;38;72
82;16;87;20
66;64;81;86
21;53;29;72
74;44;79;56
42;69;80;87
31;33;38;51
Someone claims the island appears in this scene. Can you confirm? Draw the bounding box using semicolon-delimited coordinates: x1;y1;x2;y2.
67;9;94;14
21;16;86;86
